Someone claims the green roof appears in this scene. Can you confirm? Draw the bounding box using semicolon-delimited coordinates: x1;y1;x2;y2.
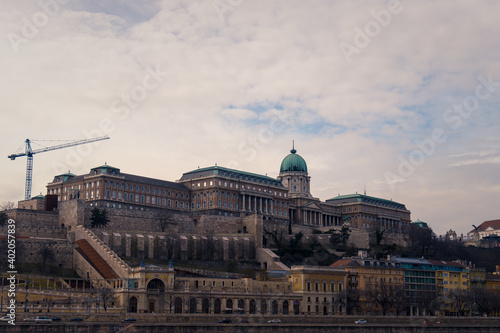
326;193;407;210
90;163;120;175
181;165;284;187
54;172;77;182
412;219;429;228
280;148;307;173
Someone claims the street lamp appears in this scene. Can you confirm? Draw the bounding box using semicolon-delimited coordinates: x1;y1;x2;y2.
24;275;29;313
98;282;102;313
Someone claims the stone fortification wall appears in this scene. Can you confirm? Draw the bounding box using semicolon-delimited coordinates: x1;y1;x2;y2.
2;209;65;238
16;238;73;269
193;214;260;236
93;229;256;262
82;206;196;233
378;232;408;247
84;213;262;263
58;199;85;232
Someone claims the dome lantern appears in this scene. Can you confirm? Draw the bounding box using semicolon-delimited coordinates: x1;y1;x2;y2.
279;143;307;173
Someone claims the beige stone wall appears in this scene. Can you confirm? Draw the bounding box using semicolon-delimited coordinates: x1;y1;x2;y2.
3;209;64;238
15;238;73;269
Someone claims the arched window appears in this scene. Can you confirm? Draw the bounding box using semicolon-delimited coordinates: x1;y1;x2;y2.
226;299;233;313
147;279;165;291
238;299;245;313
128;296;137;313
214;298;221;314
174;297;183;313
272;300;278;314
261;300;267;314
202;298;210;313
283;300;289;314
249;299;256;314
189;298;196;313
293;301;300;315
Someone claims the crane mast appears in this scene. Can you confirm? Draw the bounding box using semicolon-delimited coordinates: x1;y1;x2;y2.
8;136;110;200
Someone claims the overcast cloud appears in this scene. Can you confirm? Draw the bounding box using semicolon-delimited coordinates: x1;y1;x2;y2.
1;0;499;236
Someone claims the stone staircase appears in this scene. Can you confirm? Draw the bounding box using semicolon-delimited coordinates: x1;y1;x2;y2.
256;248;290;271
75;239;119;279
75;225;131;279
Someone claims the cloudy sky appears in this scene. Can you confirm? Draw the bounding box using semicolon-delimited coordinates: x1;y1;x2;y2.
1;0;499;236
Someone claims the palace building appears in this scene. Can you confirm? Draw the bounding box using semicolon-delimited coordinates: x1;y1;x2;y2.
46;145;411;235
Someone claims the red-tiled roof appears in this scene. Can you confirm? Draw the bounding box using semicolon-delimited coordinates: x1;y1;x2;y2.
470;219;500;233
330;259;360;267
428;260;466;268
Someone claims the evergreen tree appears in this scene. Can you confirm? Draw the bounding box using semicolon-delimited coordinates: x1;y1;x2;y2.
90;207;110;228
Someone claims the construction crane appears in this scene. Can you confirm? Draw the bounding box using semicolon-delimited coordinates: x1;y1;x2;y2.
8;136;110;200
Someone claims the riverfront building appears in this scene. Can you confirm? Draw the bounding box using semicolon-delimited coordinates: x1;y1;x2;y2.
46;146;411;235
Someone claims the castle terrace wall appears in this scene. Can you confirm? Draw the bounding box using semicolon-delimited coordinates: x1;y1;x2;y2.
82;205;195;233
90;230;256;262
59;199;85;233
16;238;73;269
2;209;65;238
194;214;257;235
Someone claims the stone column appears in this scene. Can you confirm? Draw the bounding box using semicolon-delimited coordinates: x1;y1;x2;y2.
180;236;188;261
242;194;246;211
112;233;122;254
243;237;250;260
147;235;155;259
125;234;132;257
192;236;198;260
158;235;166;259
137;234;145;256
222;237;229;261
234;237;241;259
102;232;109;245
259;197;262;213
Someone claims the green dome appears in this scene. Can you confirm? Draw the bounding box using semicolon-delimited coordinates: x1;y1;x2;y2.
280;148;308;173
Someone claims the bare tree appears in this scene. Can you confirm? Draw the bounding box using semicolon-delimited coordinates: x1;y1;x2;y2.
409;223;434;257
447;289;472;317
39;244;55;273
156;209;176;232
326;229;342;248
474;288;499;316
336;287;361;315
42;298;54;313
374;222;386;245
203;229;216;260
159;235;178;261
0;201;16;211
366;282;403;315
99;287;116;312
264;225;287;248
